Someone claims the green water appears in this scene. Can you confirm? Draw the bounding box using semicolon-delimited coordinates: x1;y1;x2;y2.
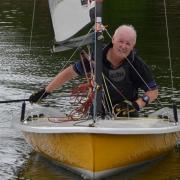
0;0;180;179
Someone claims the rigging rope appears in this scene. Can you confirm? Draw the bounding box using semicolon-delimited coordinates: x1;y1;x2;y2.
104;26;158;93
59;28;94;72
105;26;154;92
163;0;178;122
25;0;36;103
61;46;95;121
29;0;36;54
102;73;113;113
104;25;165;110
37;28;95;103
163;0;175;99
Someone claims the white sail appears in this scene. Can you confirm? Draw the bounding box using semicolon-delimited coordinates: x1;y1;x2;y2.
48;0;95;42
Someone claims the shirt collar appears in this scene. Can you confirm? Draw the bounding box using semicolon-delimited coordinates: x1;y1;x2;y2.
103;43;137;67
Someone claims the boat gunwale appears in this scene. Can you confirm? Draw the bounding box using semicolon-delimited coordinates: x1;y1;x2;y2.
16;118;180;134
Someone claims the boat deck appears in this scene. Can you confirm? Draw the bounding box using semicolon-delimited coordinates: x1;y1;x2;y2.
17;107;180;135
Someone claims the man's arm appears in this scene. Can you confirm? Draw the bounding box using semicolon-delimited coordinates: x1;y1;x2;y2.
29;65;78;103
135;89;158;109
46;65;78;93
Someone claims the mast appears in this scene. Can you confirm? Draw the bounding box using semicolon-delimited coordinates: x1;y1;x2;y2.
94;1;103;118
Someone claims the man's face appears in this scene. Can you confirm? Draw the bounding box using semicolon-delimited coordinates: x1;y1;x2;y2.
112;29;135;59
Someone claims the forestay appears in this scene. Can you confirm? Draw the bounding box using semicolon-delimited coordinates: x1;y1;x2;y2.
48;0;95;42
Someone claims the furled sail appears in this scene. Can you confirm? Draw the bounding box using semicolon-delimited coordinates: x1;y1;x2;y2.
53;32;94;52
48;0;95;43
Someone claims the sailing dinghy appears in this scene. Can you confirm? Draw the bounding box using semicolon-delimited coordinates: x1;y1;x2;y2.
18;107;180;179
16;0;180;179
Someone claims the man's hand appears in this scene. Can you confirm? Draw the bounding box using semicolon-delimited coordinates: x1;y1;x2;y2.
29;89;50;103
113;100;139;117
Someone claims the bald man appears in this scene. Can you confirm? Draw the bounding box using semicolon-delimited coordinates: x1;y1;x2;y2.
30;25;158;116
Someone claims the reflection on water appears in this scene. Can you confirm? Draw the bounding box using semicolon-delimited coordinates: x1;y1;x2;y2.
17;152;82;180
0;0;180;179
15;149;180;180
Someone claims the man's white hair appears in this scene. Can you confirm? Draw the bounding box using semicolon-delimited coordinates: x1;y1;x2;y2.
113;25;137;45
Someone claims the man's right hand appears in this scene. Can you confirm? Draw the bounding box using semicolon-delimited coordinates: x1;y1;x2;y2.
29;89;50;103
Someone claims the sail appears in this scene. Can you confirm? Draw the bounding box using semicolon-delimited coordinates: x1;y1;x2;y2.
48;0;95;42
53;32;94;52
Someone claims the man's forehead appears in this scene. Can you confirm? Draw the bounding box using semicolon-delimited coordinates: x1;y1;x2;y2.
115;32;134;41
117;28;134;36
114;28;136;43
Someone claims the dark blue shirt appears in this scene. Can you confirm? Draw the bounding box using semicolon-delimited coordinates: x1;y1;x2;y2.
73;43;157;105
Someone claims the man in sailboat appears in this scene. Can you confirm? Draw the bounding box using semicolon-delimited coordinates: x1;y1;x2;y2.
29;25;158;117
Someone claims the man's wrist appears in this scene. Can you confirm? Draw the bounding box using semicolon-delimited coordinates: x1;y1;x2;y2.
141;95;150;105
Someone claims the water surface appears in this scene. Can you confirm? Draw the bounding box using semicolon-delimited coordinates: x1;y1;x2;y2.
0;0;180;179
